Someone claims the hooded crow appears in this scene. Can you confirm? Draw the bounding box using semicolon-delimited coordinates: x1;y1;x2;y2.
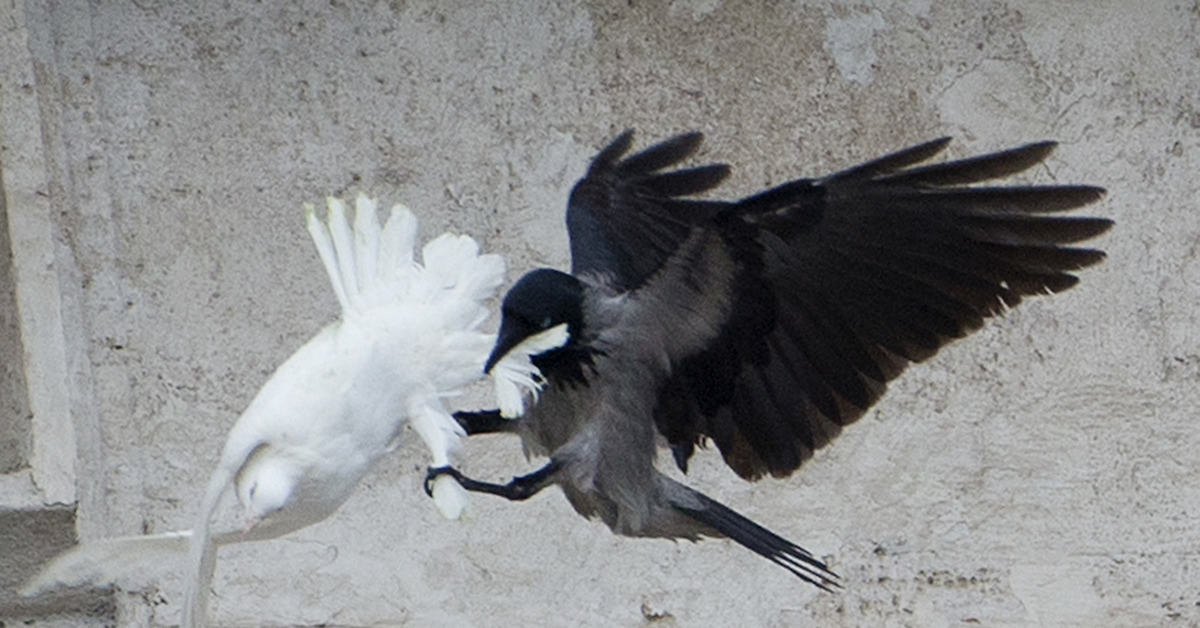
428;131;1112;591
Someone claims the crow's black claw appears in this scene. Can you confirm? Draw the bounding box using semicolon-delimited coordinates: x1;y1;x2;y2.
423;465;459;497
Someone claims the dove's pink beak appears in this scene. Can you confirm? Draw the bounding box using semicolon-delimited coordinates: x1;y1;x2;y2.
242;514;260;536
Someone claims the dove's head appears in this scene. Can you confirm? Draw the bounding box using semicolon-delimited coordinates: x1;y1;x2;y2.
235;445;300;533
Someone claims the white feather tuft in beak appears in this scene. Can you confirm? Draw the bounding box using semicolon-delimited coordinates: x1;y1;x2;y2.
489;323;570;418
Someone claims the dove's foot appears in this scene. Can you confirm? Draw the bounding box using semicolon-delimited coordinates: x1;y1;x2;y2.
423;460;562;502
424;465;464;496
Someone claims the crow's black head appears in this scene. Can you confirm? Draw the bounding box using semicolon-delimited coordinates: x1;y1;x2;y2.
485;268;585;373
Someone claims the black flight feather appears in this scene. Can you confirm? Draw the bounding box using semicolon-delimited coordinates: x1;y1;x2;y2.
642;136;1111;479
568;131;732;291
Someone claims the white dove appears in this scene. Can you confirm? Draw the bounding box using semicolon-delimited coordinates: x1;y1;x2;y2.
22;195;557;627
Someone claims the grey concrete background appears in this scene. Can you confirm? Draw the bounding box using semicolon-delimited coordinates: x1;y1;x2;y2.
1;0;1196;626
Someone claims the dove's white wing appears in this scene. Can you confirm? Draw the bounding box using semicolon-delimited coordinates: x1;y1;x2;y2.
20;532;192;596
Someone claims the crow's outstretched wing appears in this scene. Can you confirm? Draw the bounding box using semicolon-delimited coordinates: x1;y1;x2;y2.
654;137;1112;479
565;130;732;292
561;132;1109;481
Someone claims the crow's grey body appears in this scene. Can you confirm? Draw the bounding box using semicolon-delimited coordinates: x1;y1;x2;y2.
515;262;731;539
433;130;1111;590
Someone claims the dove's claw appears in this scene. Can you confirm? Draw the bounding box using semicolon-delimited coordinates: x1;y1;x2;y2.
424;465;461;497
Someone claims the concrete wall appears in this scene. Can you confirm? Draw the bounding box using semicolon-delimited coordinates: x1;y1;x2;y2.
0;167;32;474
1;1;1196;626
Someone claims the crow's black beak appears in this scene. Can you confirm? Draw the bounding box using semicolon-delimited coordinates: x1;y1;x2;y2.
484;316;533;374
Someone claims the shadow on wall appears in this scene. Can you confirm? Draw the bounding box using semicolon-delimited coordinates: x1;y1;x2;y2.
0;179;31;474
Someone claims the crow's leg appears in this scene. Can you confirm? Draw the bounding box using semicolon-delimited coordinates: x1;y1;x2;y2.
424;460;561;501
453;409;513;435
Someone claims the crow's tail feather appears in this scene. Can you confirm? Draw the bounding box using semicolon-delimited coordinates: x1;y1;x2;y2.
671;489;840;592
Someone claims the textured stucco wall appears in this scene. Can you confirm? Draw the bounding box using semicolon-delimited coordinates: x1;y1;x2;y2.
0;175;32;474
2;1;1197;626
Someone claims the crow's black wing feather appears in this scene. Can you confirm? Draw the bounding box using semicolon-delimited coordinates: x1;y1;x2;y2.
566;130;732;292
657;139;1112;479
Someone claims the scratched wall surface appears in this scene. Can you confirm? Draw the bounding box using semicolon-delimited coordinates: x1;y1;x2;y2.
1;0;1196;626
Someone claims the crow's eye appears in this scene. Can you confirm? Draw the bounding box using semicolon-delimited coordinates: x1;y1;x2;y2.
541;317;553;329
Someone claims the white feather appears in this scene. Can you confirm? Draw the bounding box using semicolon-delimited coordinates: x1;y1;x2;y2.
25;195;532;628
377;204;418;284
20;532;191;596
305;203;349;311
490;323;570;418
353;195;381;292
326;197;361;311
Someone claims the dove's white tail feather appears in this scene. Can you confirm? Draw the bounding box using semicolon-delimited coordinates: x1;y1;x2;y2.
306;195;503;322
352;195;382;292
420;234;507;305
377;205;419;286
327;197;361;306
306;202;351;311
